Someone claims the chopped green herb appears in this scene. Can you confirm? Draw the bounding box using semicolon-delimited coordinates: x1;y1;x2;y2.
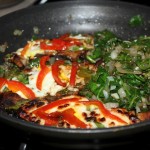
129;15;144;27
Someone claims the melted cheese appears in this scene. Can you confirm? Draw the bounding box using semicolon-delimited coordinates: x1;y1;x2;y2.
15;41;44;59
26;67;64;97
40;96;129;128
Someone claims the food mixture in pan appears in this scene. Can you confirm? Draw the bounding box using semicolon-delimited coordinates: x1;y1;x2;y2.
0;30;149;128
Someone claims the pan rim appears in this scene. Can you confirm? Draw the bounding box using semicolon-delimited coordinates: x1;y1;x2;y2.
0;0;150;20
1;110;150;139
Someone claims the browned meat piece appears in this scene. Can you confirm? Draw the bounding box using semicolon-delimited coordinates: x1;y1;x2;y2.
57;34;94;61
58;50;86;61
12;54;26;68
0;91;24;109
137;111;150;121
12;54;25;68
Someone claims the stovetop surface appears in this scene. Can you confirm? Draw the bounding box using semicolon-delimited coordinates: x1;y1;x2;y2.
0;0;150;150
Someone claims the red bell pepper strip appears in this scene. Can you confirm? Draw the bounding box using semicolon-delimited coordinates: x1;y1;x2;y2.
59;33;82;46
0;77;7;90
39;56;49;69
61;108;87;128
35;111;59;126
21;43;30;57
33;97;80;113
7;80;35;100
69;62;78;87
33;98;127;128
33;97;87;128
33;97;80;126
44;111;61;126
36;67;51;90
51;39;67;50
80;100;127;124
40;34;82;51
40;39;66;51
51;108;87;128
66;38;82;46
35;108;87;128
36;56;51;90
51;59;66;87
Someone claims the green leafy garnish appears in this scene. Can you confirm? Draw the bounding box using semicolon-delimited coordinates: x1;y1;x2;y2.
129;15;144;27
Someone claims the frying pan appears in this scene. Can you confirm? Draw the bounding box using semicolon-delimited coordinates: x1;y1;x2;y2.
0;0;150;146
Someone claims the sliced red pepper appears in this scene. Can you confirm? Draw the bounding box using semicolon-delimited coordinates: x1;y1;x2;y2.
59;33;70;40
35;108;87;128
49;108;87;128
40;34;82;51
21;43;30;57
0;77;7;90
40;39;66;51
36;67;51;90
33;98;127;128
33;97;87;128
66;38;82;46
33;97;80;113
69;62;78;86
33;97;81;126
81;100;127;124
51;59;66;87
39;56;49;69
59;34;82;46
7;80;35;100
35;111;59;126
51;39;67;50
61;108;87;128
36;56;51;90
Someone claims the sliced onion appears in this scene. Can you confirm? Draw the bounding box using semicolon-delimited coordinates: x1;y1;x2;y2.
118;88;126;98
115;62;141;74
105;102;119;109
